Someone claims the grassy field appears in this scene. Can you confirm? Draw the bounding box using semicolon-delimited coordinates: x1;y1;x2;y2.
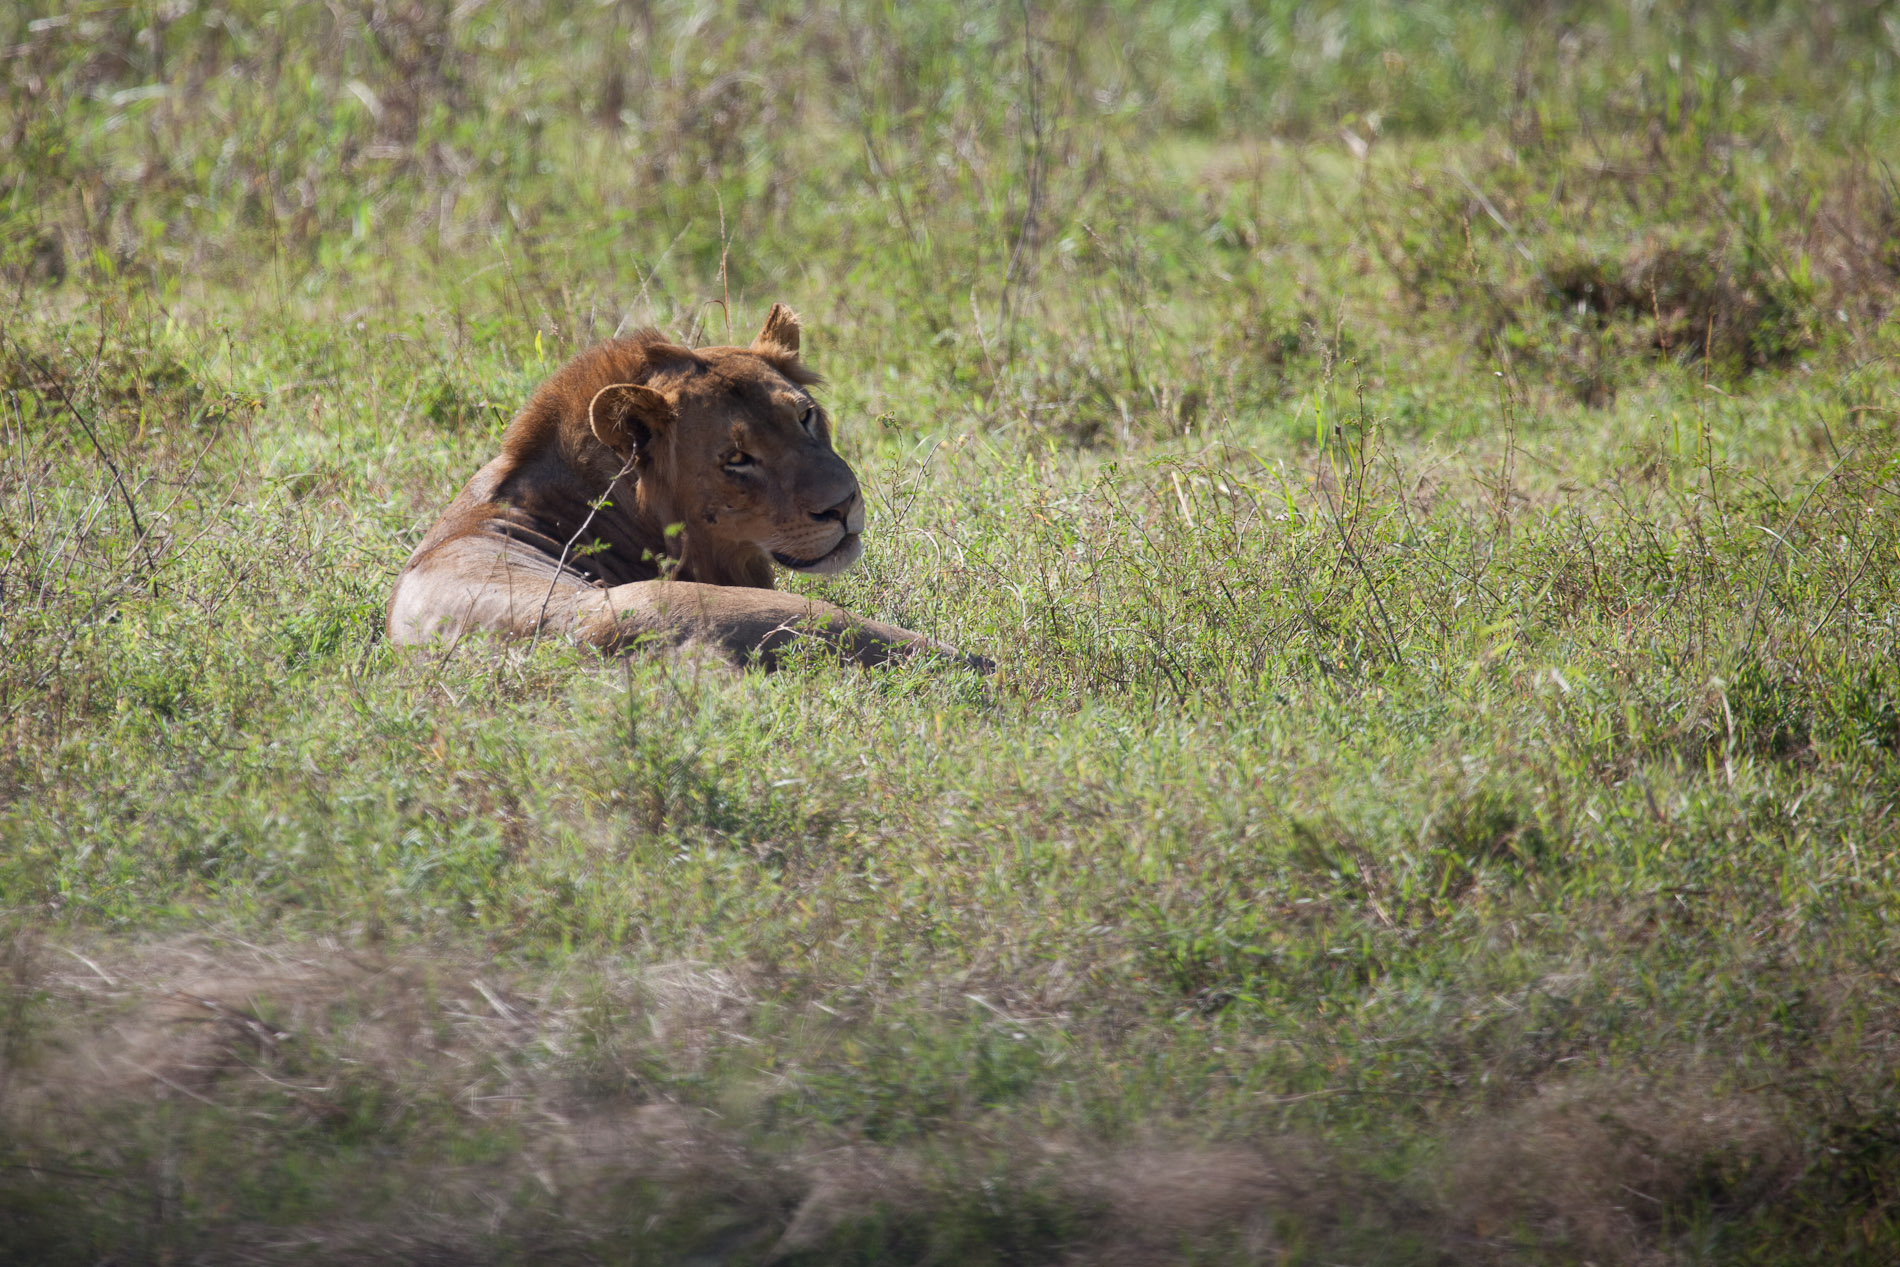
4;1;1900;1261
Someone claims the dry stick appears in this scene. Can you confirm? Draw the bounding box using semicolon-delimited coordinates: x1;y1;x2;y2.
1797;537;1880;660
967;290;1002;401
528;450;639;655
1450;167;1557;301
0;395;40;587
889;437;943;535
35;485;108;603
127;450;249;603
997;0;1048;349
145;411;230;528
11;341;159;588
1741;447;1854;658
1315;474;1404;669
51;487;114;597
715;188;733;344
1699;312;1719;518
8;391;36;533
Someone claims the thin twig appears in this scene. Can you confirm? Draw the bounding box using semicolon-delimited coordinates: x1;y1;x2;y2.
529;452;639;653
1742;448;1853;656
9;338;159;585
1797;529;1880;659
1314;469;1404;669
1449;167;1556;299
7;390;36;533
57;947;117;988
997;0;1048;349
715;188;732;344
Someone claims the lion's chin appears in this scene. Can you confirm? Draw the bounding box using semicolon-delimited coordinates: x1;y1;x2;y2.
772;533;862;576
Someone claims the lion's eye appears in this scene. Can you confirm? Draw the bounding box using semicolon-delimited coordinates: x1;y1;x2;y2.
799;405;816;435
723;451;756;470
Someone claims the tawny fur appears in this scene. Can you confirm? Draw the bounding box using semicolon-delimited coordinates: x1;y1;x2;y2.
387;305;962;668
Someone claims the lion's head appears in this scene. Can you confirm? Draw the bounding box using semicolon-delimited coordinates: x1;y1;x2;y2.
391;304;983;669
581;305;864;589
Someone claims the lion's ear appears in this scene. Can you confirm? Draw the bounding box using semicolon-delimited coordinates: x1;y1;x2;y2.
752;303;801;359
589;382;674;461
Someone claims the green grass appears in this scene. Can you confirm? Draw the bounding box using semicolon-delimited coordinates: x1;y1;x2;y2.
4;0;1900;1261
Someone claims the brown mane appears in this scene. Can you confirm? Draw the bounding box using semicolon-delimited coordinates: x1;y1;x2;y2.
495;330;701;476
490;330;820;485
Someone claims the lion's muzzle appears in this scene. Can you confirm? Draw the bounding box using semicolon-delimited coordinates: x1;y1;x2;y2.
768;466;865;575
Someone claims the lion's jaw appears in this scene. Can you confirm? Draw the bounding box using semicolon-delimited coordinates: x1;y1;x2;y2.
773;532;863;575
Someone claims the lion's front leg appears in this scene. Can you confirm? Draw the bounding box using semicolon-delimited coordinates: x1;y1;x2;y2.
578;581;982;671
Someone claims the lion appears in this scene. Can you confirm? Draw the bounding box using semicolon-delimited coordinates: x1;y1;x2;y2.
387;304;969;669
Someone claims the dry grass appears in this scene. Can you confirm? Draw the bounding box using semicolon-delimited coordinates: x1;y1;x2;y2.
0;932;1357;1264
9;929;1888;1264
1443;1073;1798;1264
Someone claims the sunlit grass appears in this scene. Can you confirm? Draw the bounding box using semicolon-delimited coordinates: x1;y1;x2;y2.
3;1;1900;1262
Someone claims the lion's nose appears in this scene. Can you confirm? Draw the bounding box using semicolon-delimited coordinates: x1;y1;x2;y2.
812;490;860;528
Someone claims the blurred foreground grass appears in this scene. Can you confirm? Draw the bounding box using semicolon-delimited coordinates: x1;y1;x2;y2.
4;1;1900;1262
